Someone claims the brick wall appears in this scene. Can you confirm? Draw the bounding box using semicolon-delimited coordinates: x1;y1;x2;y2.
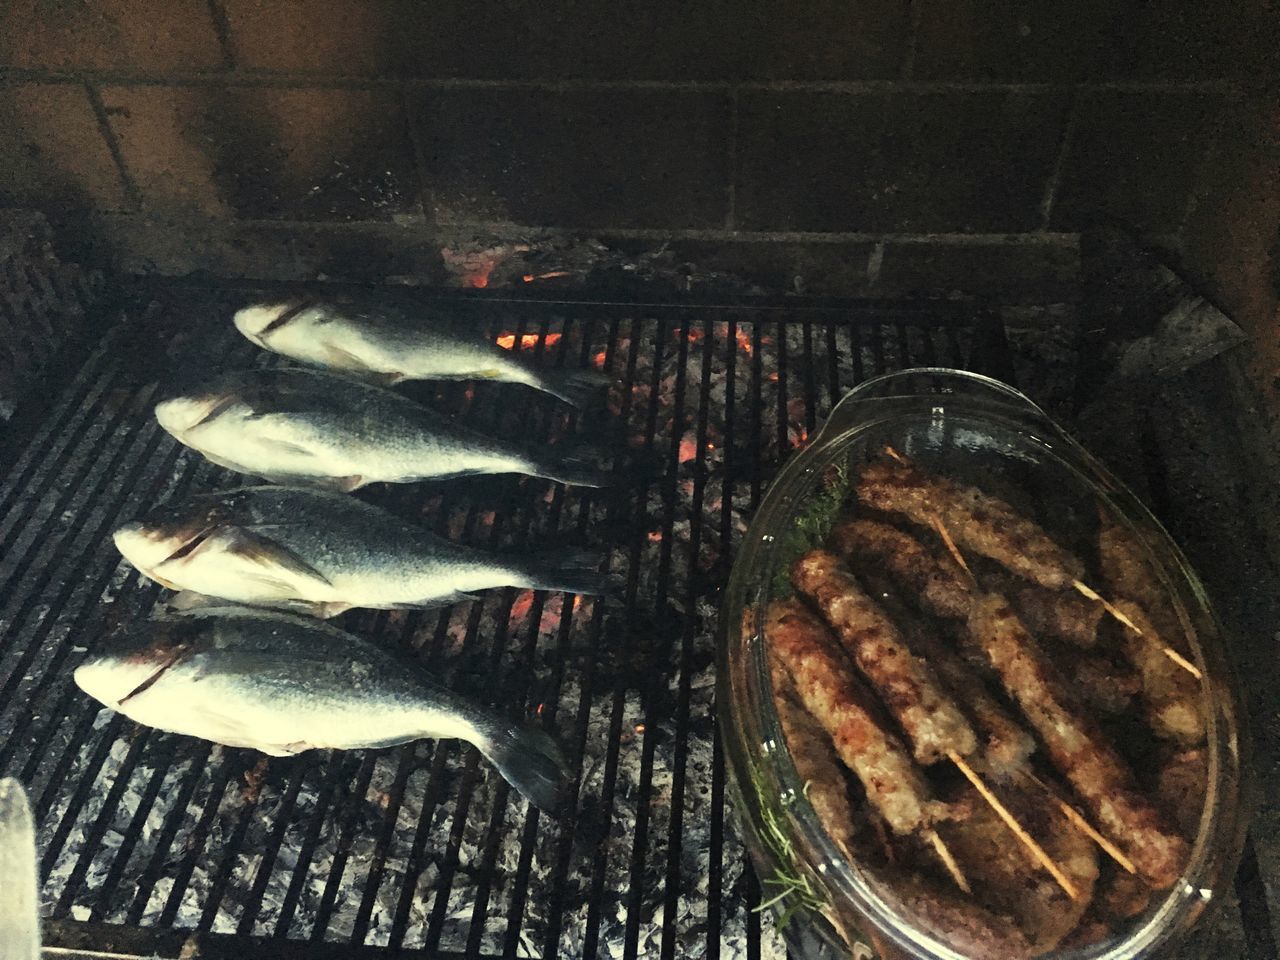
0;0;1274;301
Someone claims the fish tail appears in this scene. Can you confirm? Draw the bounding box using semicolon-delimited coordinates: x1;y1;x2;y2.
483;723;570;811
515;547;612;596
538;368;612;407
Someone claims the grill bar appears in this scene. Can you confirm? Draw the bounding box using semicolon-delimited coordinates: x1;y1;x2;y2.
2;287;1001;959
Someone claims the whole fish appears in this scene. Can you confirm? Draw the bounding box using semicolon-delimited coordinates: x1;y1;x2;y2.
0;778;39;960
73;606;569;810
154;367;609;491
234;299;610;407
114;485;608;617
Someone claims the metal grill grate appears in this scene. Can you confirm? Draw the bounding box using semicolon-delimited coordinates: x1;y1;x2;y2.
0;286;992;959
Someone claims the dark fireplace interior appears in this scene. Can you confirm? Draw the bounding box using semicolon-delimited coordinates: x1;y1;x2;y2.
1;3;1278;959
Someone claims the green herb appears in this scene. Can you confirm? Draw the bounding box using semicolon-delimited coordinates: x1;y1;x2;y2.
752;780;826;930
769;461;853;596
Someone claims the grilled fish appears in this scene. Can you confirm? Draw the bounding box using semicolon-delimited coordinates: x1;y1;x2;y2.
114;485;608;617
73;606;569;810
154;367;609;491
234;300;610;407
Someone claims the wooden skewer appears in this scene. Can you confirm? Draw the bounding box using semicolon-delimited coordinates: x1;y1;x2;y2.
1072;580;1142;633
931;514;975;582
1021;771;1137;874
926;828;971;894
947;750;1081;901
1160;645;1203;680
1073;581;1203;679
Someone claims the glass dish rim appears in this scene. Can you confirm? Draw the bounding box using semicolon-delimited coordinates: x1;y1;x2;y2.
718;367;1253;960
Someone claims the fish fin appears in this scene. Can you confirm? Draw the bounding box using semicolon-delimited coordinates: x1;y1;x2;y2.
263;473;365;493
478;368;504;379
319;343;373;372
161;590;225;613
219;527;334;588
264;437;320;458
539;451;614;488
512;547;613;596
537;367;613;407
165;591;334;618
379;591;484;610
480;723;570;812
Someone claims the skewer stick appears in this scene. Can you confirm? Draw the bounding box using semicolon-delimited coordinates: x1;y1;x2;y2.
884;445;907;464
931;514;975;582
925;828;971;894
1072;580;1142;633
947;750;1081;901
1021;771;1136;874
1073;581;1202;679
1159;645;1203;680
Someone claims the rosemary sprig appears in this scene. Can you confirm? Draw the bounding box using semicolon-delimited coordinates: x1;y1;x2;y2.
769;461;853;596
752;781;826;930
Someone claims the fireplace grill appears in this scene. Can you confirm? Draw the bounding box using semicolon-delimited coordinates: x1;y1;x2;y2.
0;284;1270;960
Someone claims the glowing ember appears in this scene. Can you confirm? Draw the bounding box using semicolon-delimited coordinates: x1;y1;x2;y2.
469;272;490;289
635;723;646;734
678;437;698;463
496;332;563;350
522;270;572;283
647;530;662;542
593;349;608;369
735;329;754;354
509;589;536;622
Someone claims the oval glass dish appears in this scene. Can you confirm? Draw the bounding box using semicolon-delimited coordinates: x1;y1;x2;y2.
719;369;1250;960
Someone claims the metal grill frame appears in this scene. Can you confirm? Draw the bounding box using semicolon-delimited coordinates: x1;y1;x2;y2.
10;282;1255;960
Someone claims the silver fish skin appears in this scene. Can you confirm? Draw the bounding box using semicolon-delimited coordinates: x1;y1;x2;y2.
154;367;608;491
73;606;568;810
113;485;607;617
234;300;610;407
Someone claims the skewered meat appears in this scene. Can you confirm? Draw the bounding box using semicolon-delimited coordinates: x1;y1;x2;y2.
986;570;1103;649
938;780;1098;954
836;514;1104;652
1047;645;1140;718
1112;600;1205;747
966;593;1190;888
1157;749;1208;837
871;872;1034;960
854;570;1035;779
857;458;1085;589
1094;869;1152;922
792;550;978;764
830;518;973;619
766;600;943;836
769;662;861;860
1098;513;1183;642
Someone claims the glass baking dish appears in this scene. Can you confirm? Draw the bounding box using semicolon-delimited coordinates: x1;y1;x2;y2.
718;368;1250;960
